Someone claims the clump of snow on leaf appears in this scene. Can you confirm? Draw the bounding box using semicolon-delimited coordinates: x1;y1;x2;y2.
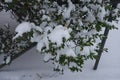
48;25;71;46
97;6;106;21
58;47;76;57
62;0;75;19
36;25;72;54
13;22;32;39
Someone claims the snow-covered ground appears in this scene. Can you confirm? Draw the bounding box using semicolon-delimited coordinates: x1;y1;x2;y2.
0;10;18;30
0;27;120;80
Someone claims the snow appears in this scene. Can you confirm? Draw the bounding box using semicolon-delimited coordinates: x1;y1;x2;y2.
31;25;43;32
42;15;51;21
36;25;72;61
13;22;32;39
0;54;5;64
37;40;45;52
48;25;70;46
0;26;120;80
63;48;76;57
5;0;12;3
0;11;18;31
11;0;114;70
86;10;95;23
5;56;11;64
117;3;120;9
82;6;88;12
80;46;90;55
97;0;102;3
57;47;76;57
97;6;106;21
62;0;75;19
1;0;120;80
43;53;53;62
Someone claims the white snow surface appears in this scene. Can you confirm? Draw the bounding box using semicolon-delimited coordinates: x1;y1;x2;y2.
0;26;120;80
